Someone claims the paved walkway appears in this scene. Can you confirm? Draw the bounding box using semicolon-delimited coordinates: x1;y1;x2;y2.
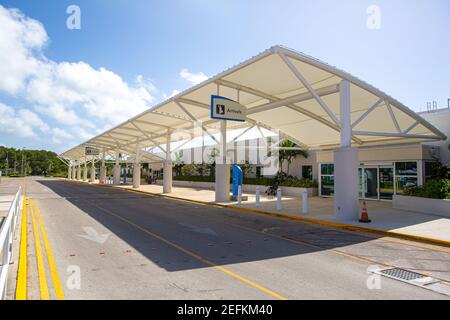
95;182;450;244
0;186;21;227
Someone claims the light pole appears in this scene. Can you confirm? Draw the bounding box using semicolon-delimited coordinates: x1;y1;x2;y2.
21;147;25;176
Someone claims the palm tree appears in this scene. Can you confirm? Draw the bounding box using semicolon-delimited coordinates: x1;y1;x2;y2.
278;140;308;174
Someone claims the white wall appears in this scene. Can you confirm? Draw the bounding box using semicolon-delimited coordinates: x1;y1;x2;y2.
420;108;450;166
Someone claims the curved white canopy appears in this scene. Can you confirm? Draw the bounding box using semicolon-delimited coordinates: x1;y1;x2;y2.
61;45;446;161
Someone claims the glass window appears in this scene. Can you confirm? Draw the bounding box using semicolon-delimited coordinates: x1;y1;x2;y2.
302;165;313;180
396;176;417;194
395;162;417;176
424;161;433;182
321;164;334;175
321;176;335;196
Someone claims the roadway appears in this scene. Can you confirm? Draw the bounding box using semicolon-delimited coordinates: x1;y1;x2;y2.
5;177;450;299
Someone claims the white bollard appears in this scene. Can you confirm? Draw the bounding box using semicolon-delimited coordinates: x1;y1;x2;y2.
237;185;242;204
276;187;282;211
255;186;260;208
302;189;308;214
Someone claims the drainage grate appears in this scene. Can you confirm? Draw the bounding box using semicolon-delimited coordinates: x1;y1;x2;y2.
380;268;427;281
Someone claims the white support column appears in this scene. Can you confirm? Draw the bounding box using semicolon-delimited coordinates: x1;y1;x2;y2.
68;164;72;180
90;159;95;182
133;145;141;189
72;162;76;180
215;120;230;202
83;158;88;182
99;151;106;184
113;149;121;185
77;161;81;180
334;80;359;221
163;133;172;193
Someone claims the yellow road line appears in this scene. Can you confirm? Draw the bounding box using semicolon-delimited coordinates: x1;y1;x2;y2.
87;200;287;300
33;199;65;300
15;195;28;300
29;199;50;300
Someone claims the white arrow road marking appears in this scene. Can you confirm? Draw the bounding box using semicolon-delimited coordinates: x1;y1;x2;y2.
78;226;110;244
179;223;217;236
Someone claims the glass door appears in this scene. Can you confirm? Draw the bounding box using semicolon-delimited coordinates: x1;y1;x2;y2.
379;166;394;200
363;168;379;199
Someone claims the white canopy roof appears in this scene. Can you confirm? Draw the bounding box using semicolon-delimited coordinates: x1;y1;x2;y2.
61;45;445;161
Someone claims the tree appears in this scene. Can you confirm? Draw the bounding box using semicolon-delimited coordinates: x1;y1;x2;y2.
207;147;219;178
0;146;67;177
238;160;253;178
278;140;308;174
173;150;185;176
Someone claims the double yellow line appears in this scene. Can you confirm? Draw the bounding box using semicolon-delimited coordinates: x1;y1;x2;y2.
15;196;64;300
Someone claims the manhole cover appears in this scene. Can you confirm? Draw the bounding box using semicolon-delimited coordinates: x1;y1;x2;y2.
380;268;427;281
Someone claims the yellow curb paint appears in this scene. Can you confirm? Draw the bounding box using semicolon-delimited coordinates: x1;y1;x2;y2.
87;200;287;300
29;199;50;300
33;199;65;300
15;195;28;300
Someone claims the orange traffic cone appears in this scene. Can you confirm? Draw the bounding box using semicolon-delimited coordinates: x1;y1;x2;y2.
359;201;371;223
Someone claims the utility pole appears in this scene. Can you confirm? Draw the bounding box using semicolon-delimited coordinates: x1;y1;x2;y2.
21;147;25;176
5;151;8;176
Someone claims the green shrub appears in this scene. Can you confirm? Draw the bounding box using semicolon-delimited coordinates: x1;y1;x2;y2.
280;178;318;188
173;175;215;182
171;175;318;188
404;179;450;199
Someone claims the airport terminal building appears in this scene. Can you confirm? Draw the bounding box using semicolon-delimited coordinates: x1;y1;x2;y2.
61;46;448;221
146;107;449;202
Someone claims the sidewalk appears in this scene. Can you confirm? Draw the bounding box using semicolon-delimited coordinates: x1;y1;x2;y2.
87;180;450;246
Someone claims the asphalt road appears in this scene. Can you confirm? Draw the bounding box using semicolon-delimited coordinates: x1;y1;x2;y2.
7;177;450;299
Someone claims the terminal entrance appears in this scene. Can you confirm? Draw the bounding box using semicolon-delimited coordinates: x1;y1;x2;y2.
359;165;394;200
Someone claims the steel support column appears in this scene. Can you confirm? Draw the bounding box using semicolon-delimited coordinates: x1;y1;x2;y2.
133;145;141;189
163;133;172;193
334;80;359;221
113;149;121;185
215;120;230;202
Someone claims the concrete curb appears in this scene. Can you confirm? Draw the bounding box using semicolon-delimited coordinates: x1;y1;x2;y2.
67;180;450;248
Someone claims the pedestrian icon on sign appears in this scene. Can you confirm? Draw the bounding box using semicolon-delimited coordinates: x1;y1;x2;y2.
216;104;225;115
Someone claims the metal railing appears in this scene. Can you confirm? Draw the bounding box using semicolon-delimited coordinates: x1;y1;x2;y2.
0;186;22;300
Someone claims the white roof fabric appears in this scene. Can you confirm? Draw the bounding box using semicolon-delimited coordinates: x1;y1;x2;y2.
61;45;445;161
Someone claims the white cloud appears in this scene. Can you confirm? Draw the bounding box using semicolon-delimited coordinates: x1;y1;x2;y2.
0;5;157;148
162;89;181;100
179;68;208;85
0;6;47;95
18;109;50;132
0;103;48;138
70;126;95;141
135;75;157;93
51;127;73;144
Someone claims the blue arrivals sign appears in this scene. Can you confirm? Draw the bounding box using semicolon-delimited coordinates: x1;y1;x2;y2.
210;95;246;122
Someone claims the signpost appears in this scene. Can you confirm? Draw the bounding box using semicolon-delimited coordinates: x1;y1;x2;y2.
85;146;100;156
211;95;247;202
210;95;246;122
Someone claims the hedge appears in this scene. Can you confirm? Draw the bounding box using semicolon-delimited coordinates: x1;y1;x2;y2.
172;175;318;188
404;179;450;199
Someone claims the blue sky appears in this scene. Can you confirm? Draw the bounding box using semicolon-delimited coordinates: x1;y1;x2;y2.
0;0;449;153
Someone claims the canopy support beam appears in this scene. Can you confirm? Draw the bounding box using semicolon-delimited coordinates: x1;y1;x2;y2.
278;52;341;127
